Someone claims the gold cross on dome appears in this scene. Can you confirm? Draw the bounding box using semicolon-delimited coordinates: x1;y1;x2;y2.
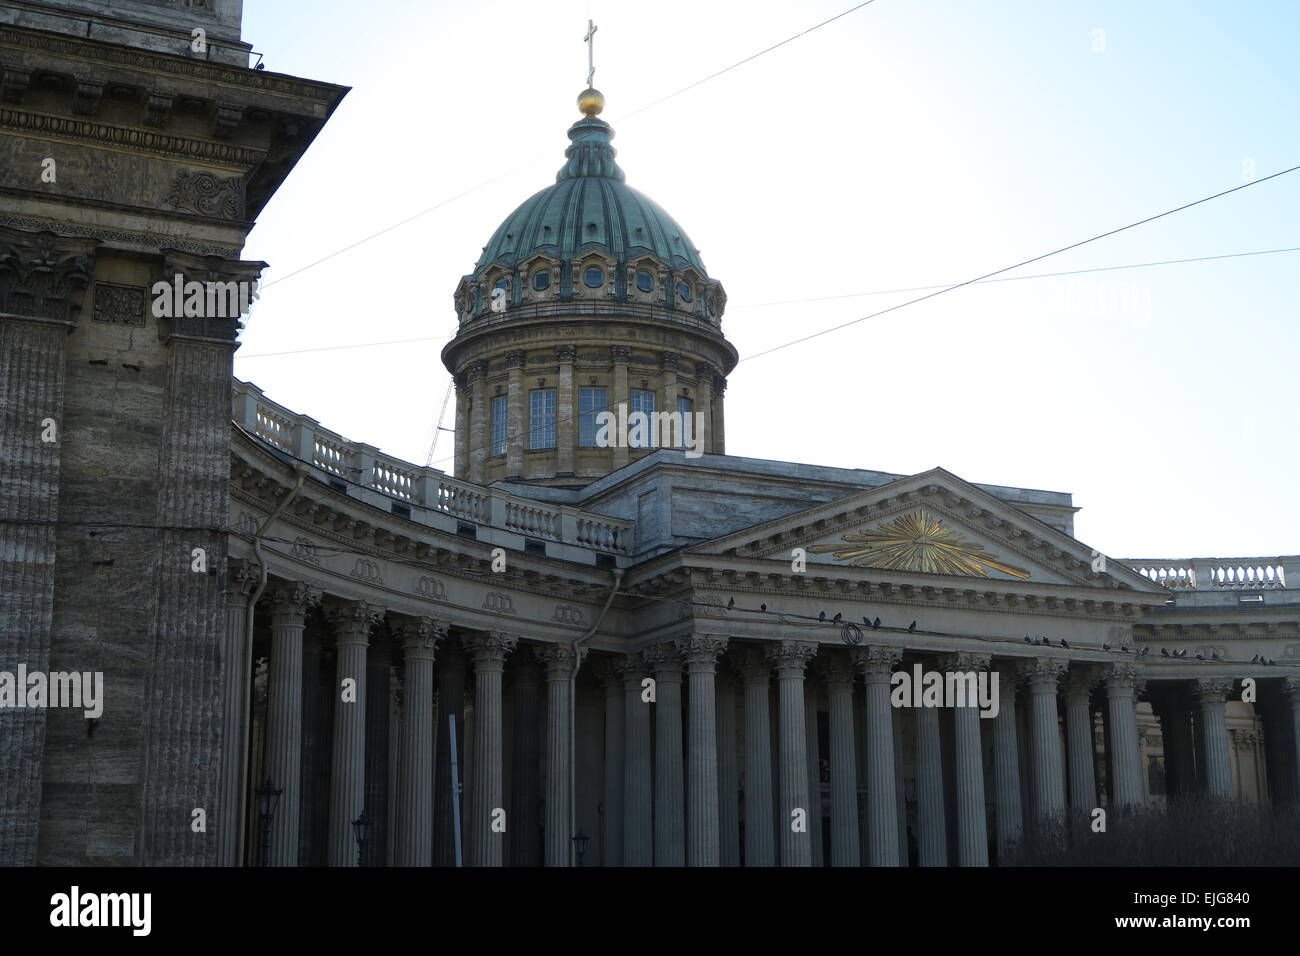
584;20;598;88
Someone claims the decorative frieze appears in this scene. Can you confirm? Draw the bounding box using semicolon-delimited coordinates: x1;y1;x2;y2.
482;591;515;614
166;169;245;219
415;576;446;600
91;281;146;327
349;557;383;585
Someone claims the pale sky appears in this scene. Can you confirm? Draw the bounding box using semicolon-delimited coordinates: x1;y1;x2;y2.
233;0;1300;561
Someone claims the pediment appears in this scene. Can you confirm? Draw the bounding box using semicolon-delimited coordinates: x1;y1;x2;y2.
687;468;1163;593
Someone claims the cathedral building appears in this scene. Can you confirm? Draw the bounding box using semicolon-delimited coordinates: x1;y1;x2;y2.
2;0;1297;868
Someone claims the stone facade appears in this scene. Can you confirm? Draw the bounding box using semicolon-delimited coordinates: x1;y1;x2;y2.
3;4;1299;869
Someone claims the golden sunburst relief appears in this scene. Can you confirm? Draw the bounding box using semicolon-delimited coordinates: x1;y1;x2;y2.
808;509;1031;580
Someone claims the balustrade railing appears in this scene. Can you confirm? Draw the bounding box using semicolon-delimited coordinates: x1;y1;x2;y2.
233;379;630;554
1125;557;1293;591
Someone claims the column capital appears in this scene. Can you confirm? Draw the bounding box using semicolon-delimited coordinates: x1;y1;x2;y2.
224;558;262;607
1193;678;1233;706
1283;677;1300;705
660;352;681;373
609;345;631;364
1019;657;1067;691
732;647;771;686
504;349;526;369
463;631;518;670
267;580;320;624
997;668;1019;702
1064;665;1101;698
555;344;576;363
324;600;386;646
1101;663;1143;696
817;651;856;688
851;644;901;682
533;642;583;680
676;634;728;671
768;640;819;678
465;359;488;382
642;642;683;679
939;651;991;674
395;617;446;659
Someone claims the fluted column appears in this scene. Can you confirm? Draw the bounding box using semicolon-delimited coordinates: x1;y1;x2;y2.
770;641;819;867
1286;679;1300;802
944;652;990;867
853;645;901;867
505;350;524;477
394;618;443;865
823;655;860;867
467;360;487;483
464;632;517;866
914;695;947;867
1021;657;1067;822
556;345;577;474
610;346;630;470
992;671;1023;856
620;654;653;866
1194;678;1234;799
736;649;775;866
1064;669;1098;819
509;654;542;865
645;643;685;866
218;560;258;867
680;635;727;866
265;582;320;866
1103;664;1145;810
594;658;625;866
453;374;470;480
716;666;741;867
805;677;824;866
536;643;580;866
433;645;467;866
325;601;385;866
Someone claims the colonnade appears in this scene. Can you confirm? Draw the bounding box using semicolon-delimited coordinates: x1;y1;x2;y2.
220;572;1300;866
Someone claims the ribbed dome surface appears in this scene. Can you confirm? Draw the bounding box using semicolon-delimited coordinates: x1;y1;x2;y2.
473;115;707;275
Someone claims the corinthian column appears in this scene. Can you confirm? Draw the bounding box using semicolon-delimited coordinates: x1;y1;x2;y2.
853;645;901;867
433;645;467;866
1064;668;1098;819
1193;678;1234;799
463;632;517;865
593;658;624;866
394;617;443;866
679;635;727;866
822;655;860;867
716;666;741;867
325;601;385;866
805;678;824;866
219;560;259;867
1286;679;1300;802
992;672;1023;856
735;649;775;866
535;643;580;866
1104;664;1146;810
645;643;685;866
1020;657;1068;822
620;654;653;866
914;690;947;867
265;582;320;866
943;652;990;867
769;641;819;867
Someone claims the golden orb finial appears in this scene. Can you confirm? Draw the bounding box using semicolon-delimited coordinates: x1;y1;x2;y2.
578;87;605;117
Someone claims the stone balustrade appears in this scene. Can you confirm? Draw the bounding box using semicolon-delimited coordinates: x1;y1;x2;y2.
1125;557;1295;592
233;379;631;554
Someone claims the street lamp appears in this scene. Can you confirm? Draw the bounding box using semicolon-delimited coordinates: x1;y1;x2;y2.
572;829;590;867
352;810;370;867
255;776;282;868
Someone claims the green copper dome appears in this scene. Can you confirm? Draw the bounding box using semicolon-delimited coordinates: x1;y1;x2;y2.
473;114;707;275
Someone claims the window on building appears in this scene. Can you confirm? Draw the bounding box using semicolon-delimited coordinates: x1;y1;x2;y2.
630;388;655;448
532;270;551;291
676;395;694;449
490;395;508;456
677;280;693;303
579;387;608;447
529;388;556;449
584;267;604;288
635;270;655;293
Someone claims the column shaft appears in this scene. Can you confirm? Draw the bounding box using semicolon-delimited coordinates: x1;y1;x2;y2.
647;644;685;866
682;636;726;866
396;621;441;865
326;603;383;866
465;633;516;865
771;642;818;866
538;644;578;866
265;583;318;866
992;674;1023;856
855;646;900;867
716;668;741;866
218;563;257;866
1195;679;1234;799
737;651;775;866
621;657;653;865
1022;658;1067;821
1065;674;1098;818
1104;666;1144;810
825;662;860;867
914;703;947;866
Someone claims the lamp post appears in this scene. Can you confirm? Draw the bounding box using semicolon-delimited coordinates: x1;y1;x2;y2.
255;776;282;868
352;810;370;867
572;829;590;867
